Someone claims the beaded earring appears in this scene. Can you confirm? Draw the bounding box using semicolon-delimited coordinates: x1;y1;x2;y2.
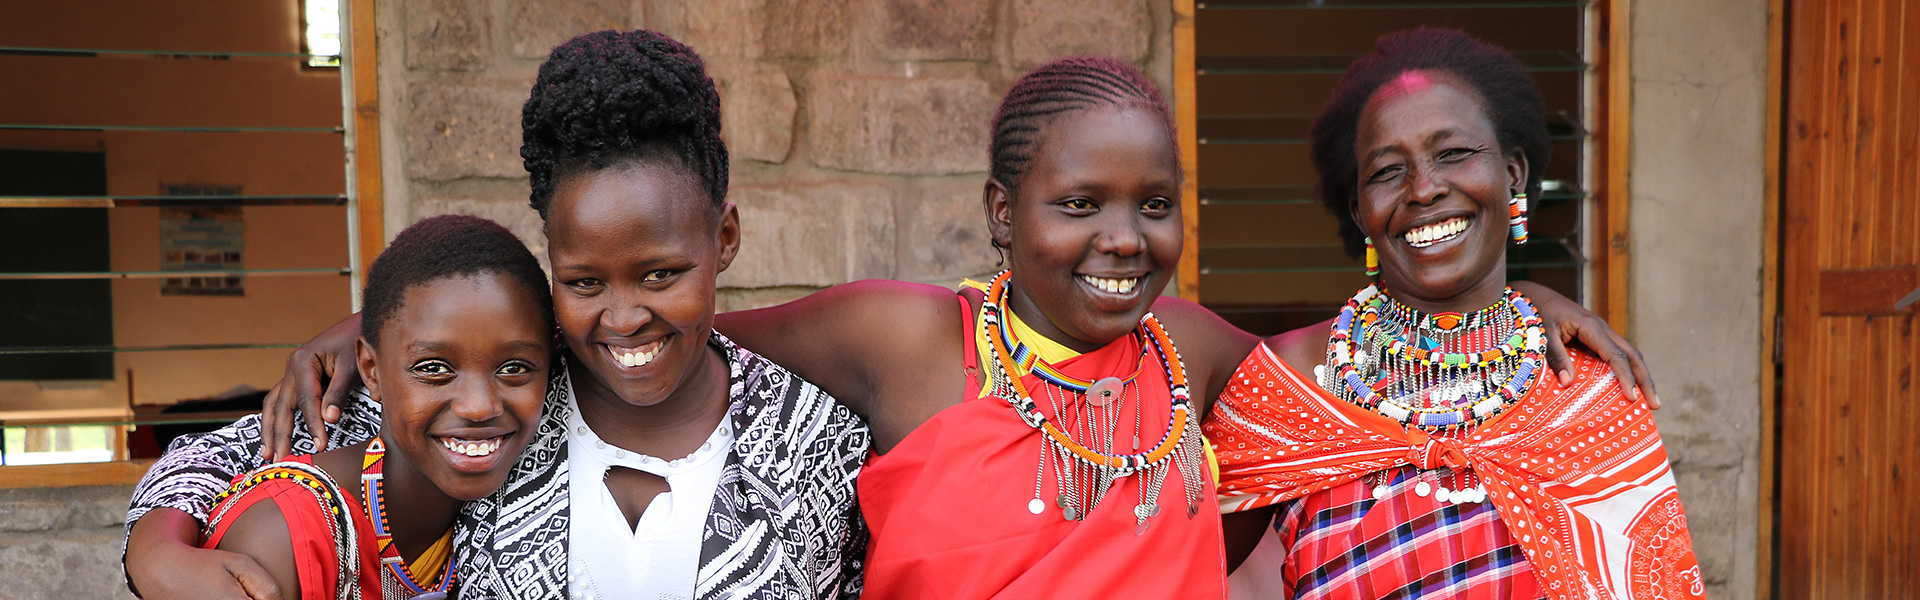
1364;236;1380;277
1508;192;1529;245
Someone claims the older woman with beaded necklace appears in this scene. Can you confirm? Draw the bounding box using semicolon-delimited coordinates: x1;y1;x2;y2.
1205;29;1704;600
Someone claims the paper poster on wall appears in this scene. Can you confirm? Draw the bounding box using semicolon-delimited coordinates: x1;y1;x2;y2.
159;184;245;296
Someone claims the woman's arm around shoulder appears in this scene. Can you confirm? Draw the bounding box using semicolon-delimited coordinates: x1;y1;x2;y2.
715;279;968;428
1510;281;1660;408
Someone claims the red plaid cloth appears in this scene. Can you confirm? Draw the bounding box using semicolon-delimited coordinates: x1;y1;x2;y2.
1266;466;1541;599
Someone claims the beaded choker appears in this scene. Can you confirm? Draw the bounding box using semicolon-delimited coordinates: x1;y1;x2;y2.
361;439;459;598
980;270;1206;533
995;310;1149;394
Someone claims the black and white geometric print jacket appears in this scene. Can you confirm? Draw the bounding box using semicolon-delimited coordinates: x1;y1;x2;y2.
126;332;871;600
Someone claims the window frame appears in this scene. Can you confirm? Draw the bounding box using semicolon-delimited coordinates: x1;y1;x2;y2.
1171;0;1633;327
0;0;381;487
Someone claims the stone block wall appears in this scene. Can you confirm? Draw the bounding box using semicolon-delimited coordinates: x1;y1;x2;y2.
0;486;138;600
374;0;1178;310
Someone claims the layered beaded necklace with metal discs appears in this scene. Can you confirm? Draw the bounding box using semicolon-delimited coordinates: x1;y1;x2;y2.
1317;284;1546;505
980;270;1207;534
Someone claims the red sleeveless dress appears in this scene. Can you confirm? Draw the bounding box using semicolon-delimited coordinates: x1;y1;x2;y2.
856;297;1228;599
202;455;381;600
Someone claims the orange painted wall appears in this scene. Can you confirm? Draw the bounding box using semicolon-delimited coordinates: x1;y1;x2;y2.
0;0;351;412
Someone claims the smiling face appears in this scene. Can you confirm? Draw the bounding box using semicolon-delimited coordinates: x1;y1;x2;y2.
359;273;551;502
989;104;1183;351
1352;70;1526;312
544;160;739;412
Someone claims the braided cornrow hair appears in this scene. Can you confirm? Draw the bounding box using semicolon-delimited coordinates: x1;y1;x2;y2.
521;29;729;219
990;56;1177;198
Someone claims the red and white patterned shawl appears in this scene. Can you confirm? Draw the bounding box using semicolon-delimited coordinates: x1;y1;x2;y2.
1206;343;1707;600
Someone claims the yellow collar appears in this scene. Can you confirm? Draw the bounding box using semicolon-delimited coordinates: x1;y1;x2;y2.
961;278;1085;364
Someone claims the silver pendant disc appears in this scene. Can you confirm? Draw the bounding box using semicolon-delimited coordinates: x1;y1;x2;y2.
1134;504;1157;519
1063;507;1081;521
1027;498;1045;514
1087;377;1124;406
1414;480;1432;497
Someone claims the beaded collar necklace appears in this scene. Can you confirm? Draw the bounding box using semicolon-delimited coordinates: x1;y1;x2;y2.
980;269;1206;533
361;439;459;598
1320;284;1546;505
1322;284;1545;431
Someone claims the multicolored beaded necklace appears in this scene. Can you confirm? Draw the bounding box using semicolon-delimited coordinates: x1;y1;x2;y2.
1318;284;1546;504
994;310;1149;395
980;270;1207;533
361;439;459;598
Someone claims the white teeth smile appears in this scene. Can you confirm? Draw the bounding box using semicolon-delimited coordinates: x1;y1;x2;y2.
1404;217;1469;248
608;343;661;368
440;436;503;457
1079;275;1141;295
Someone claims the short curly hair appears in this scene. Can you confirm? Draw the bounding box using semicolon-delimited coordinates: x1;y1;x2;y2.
361;214;554;350
520;29;728;219
991;56;1176;198
1309;28;1551;258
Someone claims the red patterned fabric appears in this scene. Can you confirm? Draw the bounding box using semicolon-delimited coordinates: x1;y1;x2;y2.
1262;467;1542;599
202;455;380;600
856;296;1227;599
1207;345;1705;600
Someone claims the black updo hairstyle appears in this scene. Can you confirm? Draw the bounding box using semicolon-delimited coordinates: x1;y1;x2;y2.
361;214;555;350
1309;28;1552;259
990;56;1176;199
520;29;728;220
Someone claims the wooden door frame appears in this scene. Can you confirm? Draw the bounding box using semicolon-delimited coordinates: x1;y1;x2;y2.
1174;0;1201;302
1594;0;1633;333
1758;0;1786;598
345;0;383;309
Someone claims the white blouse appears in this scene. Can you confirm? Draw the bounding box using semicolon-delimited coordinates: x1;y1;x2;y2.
563;375;735;600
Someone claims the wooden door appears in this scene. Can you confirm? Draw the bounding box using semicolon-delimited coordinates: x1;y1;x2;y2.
1780;0;1920;597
